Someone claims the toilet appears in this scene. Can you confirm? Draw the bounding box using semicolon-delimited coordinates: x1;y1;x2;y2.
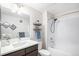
39;49;51;56
39;47;71;56
38;39;53;56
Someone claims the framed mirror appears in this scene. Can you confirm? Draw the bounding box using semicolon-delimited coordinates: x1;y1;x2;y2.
1;4;30;39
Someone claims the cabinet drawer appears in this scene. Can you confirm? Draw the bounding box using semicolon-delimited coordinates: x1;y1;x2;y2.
26;50;38;56
4;49;25;56
25;44;38;54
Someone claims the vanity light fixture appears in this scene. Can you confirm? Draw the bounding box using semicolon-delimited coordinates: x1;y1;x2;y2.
11;3;24;15
0;3;25;15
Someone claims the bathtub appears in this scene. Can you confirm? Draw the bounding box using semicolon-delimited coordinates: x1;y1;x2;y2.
48;47;71;56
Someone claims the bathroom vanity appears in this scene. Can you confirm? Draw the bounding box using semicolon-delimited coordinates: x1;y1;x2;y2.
3;44;38;56
1;38;39;56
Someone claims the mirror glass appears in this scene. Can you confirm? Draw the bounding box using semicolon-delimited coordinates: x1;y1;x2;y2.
0;4;30;41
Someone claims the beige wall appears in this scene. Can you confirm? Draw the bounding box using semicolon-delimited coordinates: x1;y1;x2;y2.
0;6;1;39
42;10;48;49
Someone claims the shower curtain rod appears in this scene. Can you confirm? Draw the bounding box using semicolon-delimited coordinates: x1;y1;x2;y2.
56;10;79;19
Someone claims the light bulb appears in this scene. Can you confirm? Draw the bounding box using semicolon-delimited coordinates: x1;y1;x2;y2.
12;9;16;13
11;4;18;13
17;11;22;15
17;7;23;15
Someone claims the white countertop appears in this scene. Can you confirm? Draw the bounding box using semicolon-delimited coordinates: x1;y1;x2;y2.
1;38;39;55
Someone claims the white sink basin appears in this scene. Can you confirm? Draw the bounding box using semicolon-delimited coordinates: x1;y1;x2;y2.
1;40;10;47
12;41;29;48
1;38;38;55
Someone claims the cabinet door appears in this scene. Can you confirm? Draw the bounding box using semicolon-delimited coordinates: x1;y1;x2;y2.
26;50;38;56
25;44;38;54
4;49;25;56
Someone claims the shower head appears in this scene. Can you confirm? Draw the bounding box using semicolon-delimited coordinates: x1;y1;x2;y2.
54;18;57;21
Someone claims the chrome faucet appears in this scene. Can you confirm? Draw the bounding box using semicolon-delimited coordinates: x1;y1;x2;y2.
2;34;11;43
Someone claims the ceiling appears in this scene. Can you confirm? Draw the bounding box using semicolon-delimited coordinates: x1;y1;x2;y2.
1;6;29;19
26;3;79;16
26;3;56;12
1;3;79;17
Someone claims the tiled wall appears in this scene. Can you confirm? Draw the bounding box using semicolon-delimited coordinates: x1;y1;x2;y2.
47;12;55;48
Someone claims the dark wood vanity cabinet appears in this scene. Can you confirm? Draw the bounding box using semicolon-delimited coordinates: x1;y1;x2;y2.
3;44;38;56
25;44;38;56
3;49;26;56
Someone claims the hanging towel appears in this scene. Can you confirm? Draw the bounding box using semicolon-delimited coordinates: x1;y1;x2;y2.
35;31;41;41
